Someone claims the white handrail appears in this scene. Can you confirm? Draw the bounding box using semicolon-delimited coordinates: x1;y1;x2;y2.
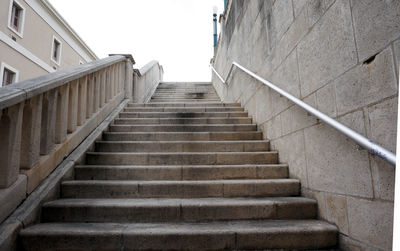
210;62;396;165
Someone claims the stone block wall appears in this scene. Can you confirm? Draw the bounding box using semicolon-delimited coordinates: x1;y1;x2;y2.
212;1;399;250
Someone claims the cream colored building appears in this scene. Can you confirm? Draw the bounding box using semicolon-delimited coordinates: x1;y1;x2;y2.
0;0;98;86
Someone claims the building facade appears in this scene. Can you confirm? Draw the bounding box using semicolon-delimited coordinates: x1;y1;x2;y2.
0;0;98;87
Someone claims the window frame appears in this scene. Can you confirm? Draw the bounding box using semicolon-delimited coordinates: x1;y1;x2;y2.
0;62;19;87
51;35;62;65
7;0;26;38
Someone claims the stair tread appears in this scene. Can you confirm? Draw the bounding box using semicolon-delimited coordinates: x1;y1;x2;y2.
43;197;316;207
62;179;298;184
20;219;336;236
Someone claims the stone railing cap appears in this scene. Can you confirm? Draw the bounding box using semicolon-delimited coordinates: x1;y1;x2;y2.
108;54;135;64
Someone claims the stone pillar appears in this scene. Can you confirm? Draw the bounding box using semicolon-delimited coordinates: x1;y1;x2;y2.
86;74;94;118
125;58;134;99
106;67;111;102
0;103;24;188
20;95;43;169
77;76;87;126
113;65;117;97
100;70;106;107
55;84;70;144
93;72;100;113
67;80;79;133
40;89;57;155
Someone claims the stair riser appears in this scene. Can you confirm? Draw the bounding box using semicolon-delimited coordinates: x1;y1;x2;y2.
102;132;263;141
95;141;269;153
75;165;288;180
86;152;278;165
113;118;252;125
124;107;244;112
150;99;220;101
127;103;241;107
109;124;257;132
61;181;299;198
119;112;248;118
42;202;316;223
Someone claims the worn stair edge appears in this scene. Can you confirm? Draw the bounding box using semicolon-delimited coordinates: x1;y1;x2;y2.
94;140;269;152
74;164;289;180
61;179;299;198
85;151;279;165
41;197;317;223
19;220;337;251
102;131;263;141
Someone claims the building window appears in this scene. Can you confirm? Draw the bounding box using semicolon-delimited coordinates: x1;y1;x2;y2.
51;36;62;65
8;0;25;38
0;63;19;87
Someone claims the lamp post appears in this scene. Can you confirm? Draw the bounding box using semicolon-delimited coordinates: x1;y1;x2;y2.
213;6;218;54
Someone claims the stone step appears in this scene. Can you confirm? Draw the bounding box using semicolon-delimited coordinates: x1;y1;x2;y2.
94;140;269;152
127;102;241;107
75;164;288;180
41;197;316;223
123;107;244;112
153;91;217;94
109;124;257;132
149;99;222;103
85;151;278;165
61;179;299;198
102;131;263;141
113;117;252;125
119;111;248;118
20;220;337;250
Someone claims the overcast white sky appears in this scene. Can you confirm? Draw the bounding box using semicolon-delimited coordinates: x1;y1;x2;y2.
49;0;224;81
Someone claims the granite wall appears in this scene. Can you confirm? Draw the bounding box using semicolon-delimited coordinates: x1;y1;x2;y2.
212;1;399;250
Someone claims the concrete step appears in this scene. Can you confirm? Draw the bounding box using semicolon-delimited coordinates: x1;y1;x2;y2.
123;107;244;112
41;197;317;223
94;140;269;152
109;124;257;132
127;102;241;107
152;93;218;96
20;220;337;250
85;151;278;165
102;131;263;141
61;179;299;198
113;117;252;125
149;99;222;103
75;164;288;180
119;111;248;118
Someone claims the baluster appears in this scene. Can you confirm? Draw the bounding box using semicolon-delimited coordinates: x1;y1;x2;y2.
93;72;100;112
100;70;106;107
0;103;24;188
105;67;111;102
20;95;43;169
86;74;94;118
55;84;70;143
67;80;79;133
77;76;87;126
40;89;57;155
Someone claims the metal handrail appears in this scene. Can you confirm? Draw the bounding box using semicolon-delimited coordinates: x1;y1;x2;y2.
210;62;396;165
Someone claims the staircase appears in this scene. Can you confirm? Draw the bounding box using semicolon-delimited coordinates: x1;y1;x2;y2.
20;82;337;250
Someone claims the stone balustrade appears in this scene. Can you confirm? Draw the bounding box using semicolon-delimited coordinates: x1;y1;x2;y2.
0;54;134;223
133;60;163;103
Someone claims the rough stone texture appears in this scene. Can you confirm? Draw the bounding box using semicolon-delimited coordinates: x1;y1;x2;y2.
275;130;308;188
324;193;349;235
367;97;398;153
304;123;372;197
297;0;357;97
0;175;27;223
347;197;394;250
212;0;398;250
334;47;397;115
351;0;400;61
